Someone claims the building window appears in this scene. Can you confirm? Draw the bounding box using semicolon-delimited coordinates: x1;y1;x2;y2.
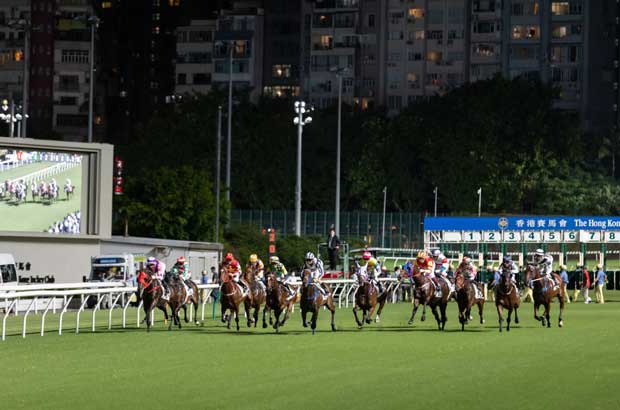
472;44;497;57
193;73;211;84
473;1;496;12
551;1;582;15
427;51;442;62
101;1;113;8
61;49;89;64
407;73;419;89
56;114;88;127
58;75;79;91
368;14;375;27
408;8;424;19
511;1;540;16
177;73;186;85
552;24;582;38
512;25;540;40
473;22;497;33
387;95;402;110
59;96;77;105
272;64;292;78
189;31;213;42
511;45;540;60
388;31;403;40
152;26;160;35
168;0;180;6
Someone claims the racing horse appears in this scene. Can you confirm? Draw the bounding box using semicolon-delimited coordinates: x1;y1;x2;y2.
455;272;485;331
64;182;75;200
30;182;39;202
136;270;170;332
243;266;266;328
263;273;295;332
300;269;336;334
219;270;247;331
407;270;450;330
162;273;200;330
178;275;201;326
495;269;520;332
352;271;389;328
525;264;565;328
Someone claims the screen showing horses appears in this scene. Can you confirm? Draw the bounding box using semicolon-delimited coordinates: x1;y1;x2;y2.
0;147;83;234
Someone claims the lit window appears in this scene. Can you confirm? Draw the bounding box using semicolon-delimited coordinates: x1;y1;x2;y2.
14;50;23;61
101;1;113;9
168;0;180;6
408;8;424;18
272;64;291;78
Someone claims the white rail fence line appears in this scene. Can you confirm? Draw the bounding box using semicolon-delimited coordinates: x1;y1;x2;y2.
0;279;403;341
8;161;79;185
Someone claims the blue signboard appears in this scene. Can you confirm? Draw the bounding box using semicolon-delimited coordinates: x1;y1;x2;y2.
424;216;620;231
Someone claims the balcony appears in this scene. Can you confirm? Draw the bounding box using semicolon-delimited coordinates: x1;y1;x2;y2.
314;0;359;10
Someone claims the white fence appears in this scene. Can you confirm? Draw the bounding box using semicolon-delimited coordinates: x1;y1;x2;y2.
0;278;403;341
8;161;79;185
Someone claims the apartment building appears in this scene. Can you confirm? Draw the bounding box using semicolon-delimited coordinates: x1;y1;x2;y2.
175;20;215;95
212;3;264;103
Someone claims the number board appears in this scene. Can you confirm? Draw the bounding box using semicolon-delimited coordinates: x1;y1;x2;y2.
542;231;561;242
463;231;482;242
503;231;521;242
604;231;620;242
442;232;462;242
483;231;501;242
563;231;578;242
580;230;602;242
523;231;541;242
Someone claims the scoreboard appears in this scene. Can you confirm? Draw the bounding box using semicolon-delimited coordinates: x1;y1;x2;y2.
424;216;620;244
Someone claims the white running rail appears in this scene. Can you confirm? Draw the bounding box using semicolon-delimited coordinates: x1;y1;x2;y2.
7;161;79;185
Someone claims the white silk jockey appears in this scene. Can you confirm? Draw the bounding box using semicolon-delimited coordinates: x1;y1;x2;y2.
432;249;453;294
305;252;328;295
146;257;169;300
498;256;520;296
533;249;557;288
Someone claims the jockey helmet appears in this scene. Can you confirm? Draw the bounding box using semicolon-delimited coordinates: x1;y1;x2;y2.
146;257;157;266
368;258;377;268
502;255;511;263
535;249;544;257
462;256;471;264
249;254;258;263
305;252;316;261
362;251;371;260
416;251;426;260
270;256;279;263
432;249;441;257
225;253;234;261
177;256;186;264
231;260;239;269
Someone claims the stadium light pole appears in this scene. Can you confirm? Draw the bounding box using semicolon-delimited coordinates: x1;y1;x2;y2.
433;186;438;217
381;186;387;248
8;18;31;138
87;16;100;143
477;187;482;216
293;101;312;236
215;106;222;243
226;42;234;207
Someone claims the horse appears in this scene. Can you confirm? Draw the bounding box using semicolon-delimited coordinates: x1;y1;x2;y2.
64;183;75;200
162;273;201;329
243;266;266;328
219;270;247;331
136;270;170;332
407;271;450;330
455;273;485;331
352;272;389;328
300;269;336;334
30;183;39;202
263;273;295;332
495;270;520;332
525;264;565;328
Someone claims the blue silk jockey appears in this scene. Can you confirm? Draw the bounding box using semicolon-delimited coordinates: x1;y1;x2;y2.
432;249;454;295
533;249;559;289
498;255;520;295
305;252;329;296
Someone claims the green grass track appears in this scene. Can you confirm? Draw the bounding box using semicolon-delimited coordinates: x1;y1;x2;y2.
1;294;619;410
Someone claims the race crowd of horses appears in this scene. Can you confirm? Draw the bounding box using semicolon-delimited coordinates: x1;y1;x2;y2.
0;179;75;205
135;261;566;334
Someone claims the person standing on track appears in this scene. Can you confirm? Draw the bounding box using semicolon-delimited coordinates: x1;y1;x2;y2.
559;265;570;304
594;264;607;304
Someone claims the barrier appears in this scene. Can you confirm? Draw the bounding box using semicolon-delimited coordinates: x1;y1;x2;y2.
1;279;404;341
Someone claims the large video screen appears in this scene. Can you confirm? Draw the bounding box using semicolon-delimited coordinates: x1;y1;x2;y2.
0;148;83;234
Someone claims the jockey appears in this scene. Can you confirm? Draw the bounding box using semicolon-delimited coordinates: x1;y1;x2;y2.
498;255;519;285
533;249;557;287
266;255;295;299
455;256;483;299
227;259;248;296
246;254;266;289
221;252;235;271
305;252;329;296
365;257;384;294
432;249;453;293
413;251;441;294
146;256;169;300
356;250;372;278
172;256;193;295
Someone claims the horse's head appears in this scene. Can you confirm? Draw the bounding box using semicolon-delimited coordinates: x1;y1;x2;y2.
136;271;151;297
266;273;277;289
454;273;465;290
301;269;312;286
524;264;539;284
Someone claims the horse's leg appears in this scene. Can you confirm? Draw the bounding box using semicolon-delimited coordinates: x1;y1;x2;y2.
421;303;427;322
534;301;543;325
514;305;519;324
431;305;442;330
329;300;336;331
244;300;252;328
227;305;232;329
440;303;448;331
375;297;387;323
175;306;183;329
253;304;260;328
557;292;565;328
157;305;169;326
353;305;364;329
182;304;188;323
234;305;240;331
221;302;227;324
544;302;551;328
310;309;319;335
478;301;485;325
496;304;504;332
262;305;269;328
506;308;512;332
193;298;200;325
366;304;377;325
301;307;308;328
273;308;281;332
408;298;420;325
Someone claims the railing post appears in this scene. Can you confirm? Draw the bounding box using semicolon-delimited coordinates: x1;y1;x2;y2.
59;296;74;335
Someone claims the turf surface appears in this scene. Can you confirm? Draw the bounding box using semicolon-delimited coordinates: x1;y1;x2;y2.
1;294;619;410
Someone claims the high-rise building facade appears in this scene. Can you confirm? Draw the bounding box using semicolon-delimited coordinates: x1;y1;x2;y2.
175;20;215;96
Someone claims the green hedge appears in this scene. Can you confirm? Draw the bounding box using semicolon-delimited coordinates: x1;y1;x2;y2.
224;224;322;270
